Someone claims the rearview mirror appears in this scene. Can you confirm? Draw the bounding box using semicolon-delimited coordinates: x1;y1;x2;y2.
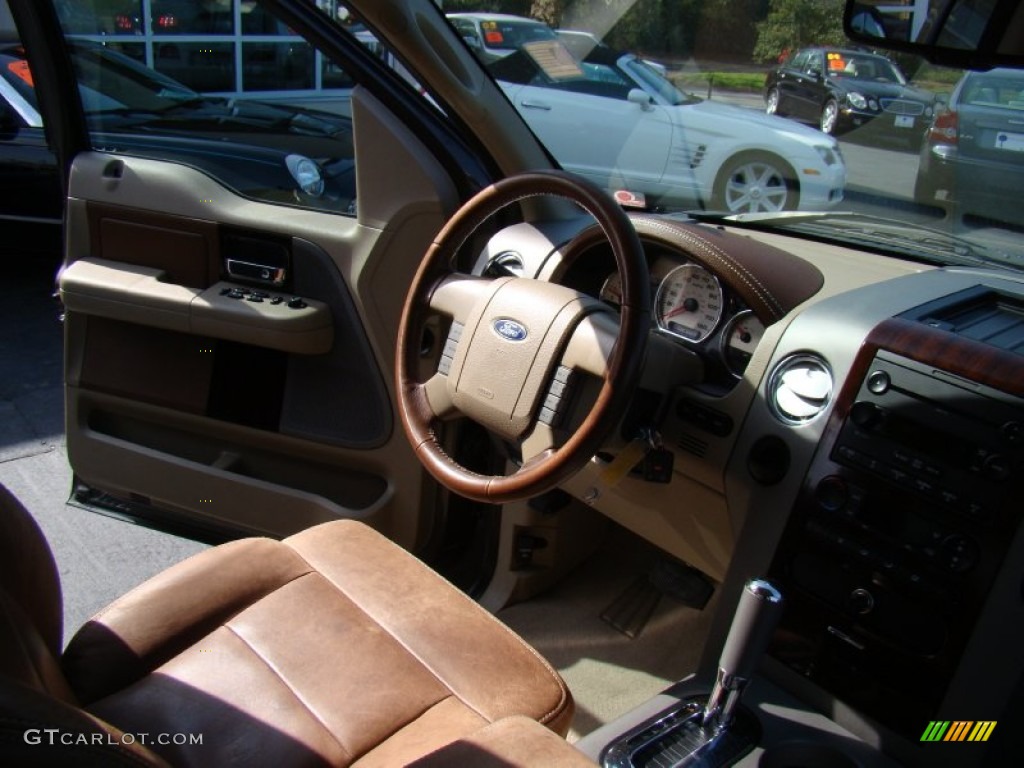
844;0;1024;70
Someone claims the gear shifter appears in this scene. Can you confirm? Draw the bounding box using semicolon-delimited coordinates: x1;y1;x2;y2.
702;578;784;731
599;578;784;767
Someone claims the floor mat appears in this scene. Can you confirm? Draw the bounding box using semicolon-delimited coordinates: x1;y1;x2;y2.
601;558;715;638
497;523;718;740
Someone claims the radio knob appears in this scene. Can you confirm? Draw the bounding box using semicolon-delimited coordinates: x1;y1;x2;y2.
815;476;849;512
850;401;884;430
982;453;1011;481
867;370;891;395
848;588;875;615
940;535;979;573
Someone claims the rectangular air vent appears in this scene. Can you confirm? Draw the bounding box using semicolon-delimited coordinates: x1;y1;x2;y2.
900;285;1024;356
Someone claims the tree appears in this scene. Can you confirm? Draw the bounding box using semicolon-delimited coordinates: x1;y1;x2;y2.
695;0;765;61
443;1;535;15
753;0;845;64
530;0;563;26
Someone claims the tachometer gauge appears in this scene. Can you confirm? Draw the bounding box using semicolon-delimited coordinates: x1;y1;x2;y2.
722;310;765;377
655;264;723;343
599;272;622;306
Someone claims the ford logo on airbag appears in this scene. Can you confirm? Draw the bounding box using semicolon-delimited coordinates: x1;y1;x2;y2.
494;318;528;342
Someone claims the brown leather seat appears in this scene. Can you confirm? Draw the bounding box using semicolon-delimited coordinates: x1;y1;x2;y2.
0;483;574;766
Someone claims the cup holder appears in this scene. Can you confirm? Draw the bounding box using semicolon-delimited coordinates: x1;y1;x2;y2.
759;742;860;768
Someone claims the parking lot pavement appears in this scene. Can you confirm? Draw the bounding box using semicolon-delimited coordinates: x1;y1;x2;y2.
1;256;207;647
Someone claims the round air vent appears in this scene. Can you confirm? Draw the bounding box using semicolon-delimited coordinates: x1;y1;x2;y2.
768;354;833;425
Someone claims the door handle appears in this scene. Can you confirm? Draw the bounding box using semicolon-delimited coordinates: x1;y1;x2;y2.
520;100;552;111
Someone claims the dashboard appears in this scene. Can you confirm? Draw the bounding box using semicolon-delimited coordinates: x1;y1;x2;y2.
481;213;825;395
476;210;1024;766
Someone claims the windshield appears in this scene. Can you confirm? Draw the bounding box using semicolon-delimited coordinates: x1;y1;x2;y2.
621;55;694;106
21;0;1024;277
827;51;906;83
477;18;558;52
435;1;1022;276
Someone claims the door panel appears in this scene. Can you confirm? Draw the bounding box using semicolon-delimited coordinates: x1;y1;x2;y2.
7;0;490;553
58;85;460;551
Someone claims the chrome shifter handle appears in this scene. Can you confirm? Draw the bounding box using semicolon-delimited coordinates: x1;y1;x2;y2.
702;578;784;731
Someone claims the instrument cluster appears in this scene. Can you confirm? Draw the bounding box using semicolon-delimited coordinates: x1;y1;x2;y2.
598;254;765;388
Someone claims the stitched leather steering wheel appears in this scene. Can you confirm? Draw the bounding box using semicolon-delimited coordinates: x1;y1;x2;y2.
396;170;650;504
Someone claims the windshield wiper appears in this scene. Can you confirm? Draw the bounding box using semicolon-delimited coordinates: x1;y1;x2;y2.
684;210;1022;272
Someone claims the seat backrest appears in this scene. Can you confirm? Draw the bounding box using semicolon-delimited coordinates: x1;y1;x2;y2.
0;483;169;766
0;482;63;656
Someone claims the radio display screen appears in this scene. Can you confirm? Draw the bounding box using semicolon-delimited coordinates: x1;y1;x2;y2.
876;408;976;468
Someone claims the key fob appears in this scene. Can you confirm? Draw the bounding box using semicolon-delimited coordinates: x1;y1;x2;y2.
643;447;674;483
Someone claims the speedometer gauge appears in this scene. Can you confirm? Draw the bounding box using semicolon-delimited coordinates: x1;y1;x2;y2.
722;310;765;377
655;264;723;343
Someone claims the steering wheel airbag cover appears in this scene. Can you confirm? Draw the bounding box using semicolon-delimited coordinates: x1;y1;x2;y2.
447;277;609;441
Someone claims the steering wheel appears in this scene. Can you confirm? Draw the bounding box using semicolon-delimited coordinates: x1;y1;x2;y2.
396;170;650;504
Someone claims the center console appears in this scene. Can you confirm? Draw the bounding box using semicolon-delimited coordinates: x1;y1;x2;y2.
767;340;1023;741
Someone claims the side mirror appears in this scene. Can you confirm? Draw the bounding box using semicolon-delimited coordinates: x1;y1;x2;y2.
627;88;654;110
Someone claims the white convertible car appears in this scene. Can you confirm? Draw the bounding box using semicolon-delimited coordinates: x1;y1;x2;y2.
490;40;847;214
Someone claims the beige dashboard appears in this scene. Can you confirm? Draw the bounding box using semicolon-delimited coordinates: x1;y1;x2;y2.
473;214;932;581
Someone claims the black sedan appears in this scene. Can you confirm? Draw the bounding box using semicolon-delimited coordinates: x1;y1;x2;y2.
0;41;355;255
914;67;1024;227
764;47;936;146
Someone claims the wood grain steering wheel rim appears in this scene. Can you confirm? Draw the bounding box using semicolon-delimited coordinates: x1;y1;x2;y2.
396;170;650;504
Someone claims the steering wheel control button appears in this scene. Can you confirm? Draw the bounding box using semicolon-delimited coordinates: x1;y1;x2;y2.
437;322;464;377
538;366;576;427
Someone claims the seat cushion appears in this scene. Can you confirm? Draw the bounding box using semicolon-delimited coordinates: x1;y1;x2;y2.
62;520;573;766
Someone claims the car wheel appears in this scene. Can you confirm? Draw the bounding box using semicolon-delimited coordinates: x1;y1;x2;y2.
766;87;784;116
820;98;839;134
712;153;799;214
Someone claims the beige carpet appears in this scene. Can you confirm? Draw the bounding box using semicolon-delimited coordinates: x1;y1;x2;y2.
498;524;718;740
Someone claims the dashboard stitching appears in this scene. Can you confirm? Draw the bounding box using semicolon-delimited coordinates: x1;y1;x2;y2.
637;219;785;319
